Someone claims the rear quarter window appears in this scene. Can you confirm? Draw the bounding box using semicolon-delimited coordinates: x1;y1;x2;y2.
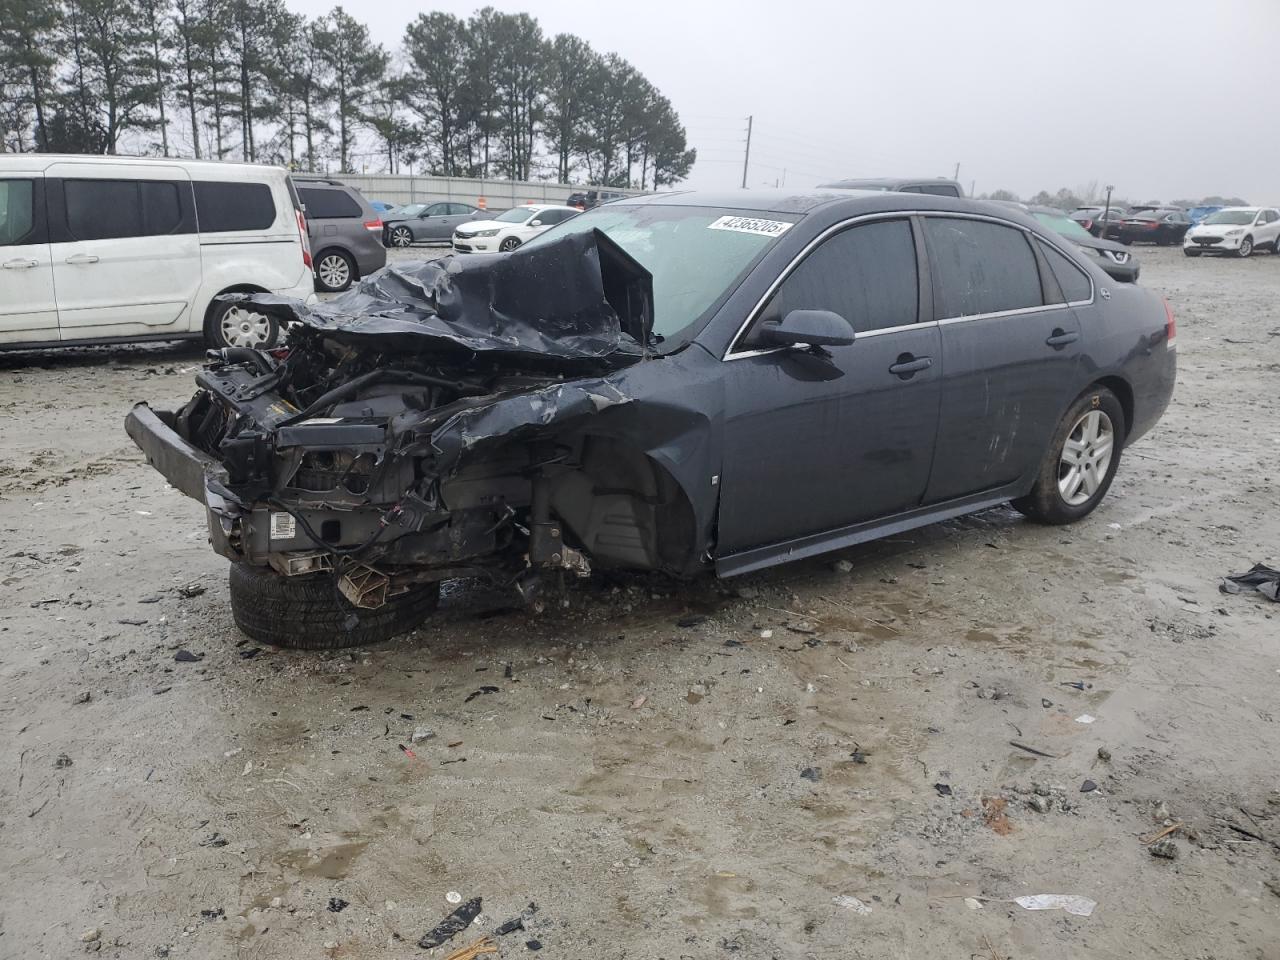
298;187;362;219
924;217;1044;318
194;181;276;232
1038;241;1092;303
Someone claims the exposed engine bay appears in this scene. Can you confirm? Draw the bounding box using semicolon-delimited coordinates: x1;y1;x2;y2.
127;229;701;612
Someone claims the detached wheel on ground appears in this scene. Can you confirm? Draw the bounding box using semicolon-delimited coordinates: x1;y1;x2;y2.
1237;236;1254;258
204;299;279;349
499;236;521;252
228;563;440;649
1012;386;1126;525
314;249;355;292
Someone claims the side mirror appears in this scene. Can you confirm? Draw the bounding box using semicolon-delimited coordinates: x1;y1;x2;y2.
530;220;543;227
759;309;856;348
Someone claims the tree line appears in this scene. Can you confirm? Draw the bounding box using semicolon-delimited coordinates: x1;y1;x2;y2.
982;185;1250;211
0;0;696;188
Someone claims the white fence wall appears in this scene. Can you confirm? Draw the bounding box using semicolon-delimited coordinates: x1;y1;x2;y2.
323;174;644;210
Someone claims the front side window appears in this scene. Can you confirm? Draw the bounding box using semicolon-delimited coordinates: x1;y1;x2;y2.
194;181;275;232
0;179;36;245
924;217;1044;319
750;218;919;342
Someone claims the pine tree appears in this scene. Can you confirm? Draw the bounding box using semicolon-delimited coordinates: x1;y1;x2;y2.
0;0;63;150
314;6;385;172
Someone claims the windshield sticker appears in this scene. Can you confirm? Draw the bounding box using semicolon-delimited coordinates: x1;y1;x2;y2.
708;215;793;238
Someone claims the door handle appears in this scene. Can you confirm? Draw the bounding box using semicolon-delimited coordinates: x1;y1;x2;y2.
888;354;933;379
2;258;39;269
1046;329;1080;347
64;254;100;264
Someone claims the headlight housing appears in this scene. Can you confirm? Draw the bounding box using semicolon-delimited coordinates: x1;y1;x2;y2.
474;228;500;238
1225;228;1244;237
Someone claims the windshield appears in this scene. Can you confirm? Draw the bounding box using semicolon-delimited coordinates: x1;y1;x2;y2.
1202;209;1257;225
525;204;796;348
494;207;534;223
1034;211;1093;241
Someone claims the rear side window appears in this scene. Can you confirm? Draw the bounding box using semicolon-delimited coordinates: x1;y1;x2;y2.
298;187;362;219
1038;241;1092;303
447;203;474;215
755;218;919;338
924;217;1043;318
536;209;573;225
194;181;276;232
916;184;960;197
0;179;36;245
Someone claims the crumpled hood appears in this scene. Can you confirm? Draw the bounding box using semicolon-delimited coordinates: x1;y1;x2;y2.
226;229;653;364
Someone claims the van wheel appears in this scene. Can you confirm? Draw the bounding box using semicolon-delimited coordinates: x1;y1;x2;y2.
1012;387;1125;525
229;563;440;650
315;250;355;292
205;299;279;350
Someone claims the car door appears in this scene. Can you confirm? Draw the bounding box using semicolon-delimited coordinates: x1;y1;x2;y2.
922;216;1083;504
717;217;942;555
415;202;454;240
1255;209;1279;248
0;174;58;344
47;164;201;337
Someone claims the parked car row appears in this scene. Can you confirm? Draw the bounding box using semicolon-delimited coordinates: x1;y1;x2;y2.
1065;201;1280;257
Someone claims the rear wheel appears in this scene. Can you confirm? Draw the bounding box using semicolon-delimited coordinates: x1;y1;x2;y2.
204;299;279;349
1237;236;1254;258
315;250;355;291
1012;387;1125;525
229;563;440;650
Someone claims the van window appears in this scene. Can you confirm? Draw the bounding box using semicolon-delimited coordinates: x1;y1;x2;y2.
194;181;276;232
750;218;919;341
0;179;36;245
1038;241;1092;303
916;183;960;197
298;187;361;219
141;181;182;235
924;217;1043;318
65;180;144;240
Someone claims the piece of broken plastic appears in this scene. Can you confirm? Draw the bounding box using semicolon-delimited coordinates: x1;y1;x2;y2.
1221;563;1280;602
831;895;872;915
1012;894;1097;917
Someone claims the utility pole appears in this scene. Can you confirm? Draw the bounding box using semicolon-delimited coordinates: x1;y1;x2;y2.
1102;184;1114;237
741;115;753;189
953;162;960;181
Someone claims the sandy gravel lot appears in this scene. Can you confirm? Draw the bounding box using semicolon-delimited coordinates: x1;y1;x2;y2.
2;244;1279;959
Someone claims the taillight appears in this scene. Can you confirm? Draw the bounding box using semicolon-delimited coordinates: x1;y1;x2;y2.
1083;219;1093;231
296;209;312;269
363;218;383;232
1163;298;1176;349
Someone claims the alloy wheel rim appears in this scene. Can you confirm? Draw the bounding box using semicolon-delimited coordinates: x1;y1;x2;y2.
393;228;411;247
1058;409;1114;506
318;255;350;287
1241;239;1252;256
220;306;271;348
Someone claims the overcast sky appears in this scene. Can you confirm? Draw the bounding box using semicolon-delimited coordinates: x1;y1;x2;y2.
286;0;1279;203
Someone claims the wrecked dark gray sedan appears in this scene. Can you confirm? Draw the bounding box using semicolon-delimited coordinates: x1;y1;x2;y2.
126;190;1176;648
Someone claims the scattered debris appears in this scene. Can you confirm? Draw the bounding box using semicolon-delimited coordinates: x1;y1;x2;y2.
176;582;206;598
117;617;148;626
1149;837;1180;860
494;918;525;936
1041;698;1052;708
442;935;497;960
1009;741;1057;759
446;891;463;905
1011;894;1097;917
1028;794;1053;814
800;767;822;782
787;621;818;635
173;649;202;663
629;696;646;710
199;832;228;848
1075;714;1096;724
397;744;419;761
1141;822;1184;845
934;783;953;797
832;559;854;574
327;898;349;913
676;614;707;628
1097;747;1112;762
72;691;91;705
418;897;483;949
1221;563;1280;602
525;940;543;951
687;684;707;704
411;727;436;743
238;647;262;660
1081;780;1098;793
200;907;225;920
831;894;872;914
981;796;1013;835
54;753;72;768
80;929;101;943
153;686;172;696
1060;681;1092;691
463;686;500;704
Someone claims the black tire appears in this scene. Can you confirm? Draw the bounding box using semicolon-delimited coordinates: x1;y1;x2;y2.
389;226;414;248
314;249;355;292
203;297;279;350
228;563;440;650
1237;236;1253;258
1012;386;1126;525
1183;248;1201;257
499;236;521;252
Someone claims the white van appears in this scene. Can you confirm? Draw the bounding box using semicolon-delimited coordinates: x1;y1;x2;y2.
0;154;315;350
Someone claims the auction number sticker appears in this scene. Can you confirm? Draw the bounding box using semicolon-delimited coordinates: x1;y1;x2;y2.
708;215;793;238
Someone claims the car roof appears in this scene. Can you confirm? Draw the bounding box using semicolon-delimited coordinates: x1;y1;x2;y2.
817;176;960;190
613;187;979;216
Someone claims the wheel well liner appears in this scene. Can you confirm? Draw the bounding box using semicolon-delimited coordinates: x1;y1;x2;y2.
1094;375;1134;437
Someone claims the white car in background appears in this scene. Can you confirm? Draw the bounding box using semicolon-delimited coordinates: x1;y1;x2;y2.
1183;206;1280;258
452;204;580;253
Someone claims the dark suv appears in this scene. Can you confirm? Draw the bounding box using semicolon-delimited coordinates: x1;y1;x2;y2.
819;177;965;197
566;189;627;210
291;176;387;292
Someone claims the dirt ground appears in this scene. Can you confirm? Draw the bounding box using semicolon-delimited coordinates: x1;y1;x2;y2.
2;243;1279;960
